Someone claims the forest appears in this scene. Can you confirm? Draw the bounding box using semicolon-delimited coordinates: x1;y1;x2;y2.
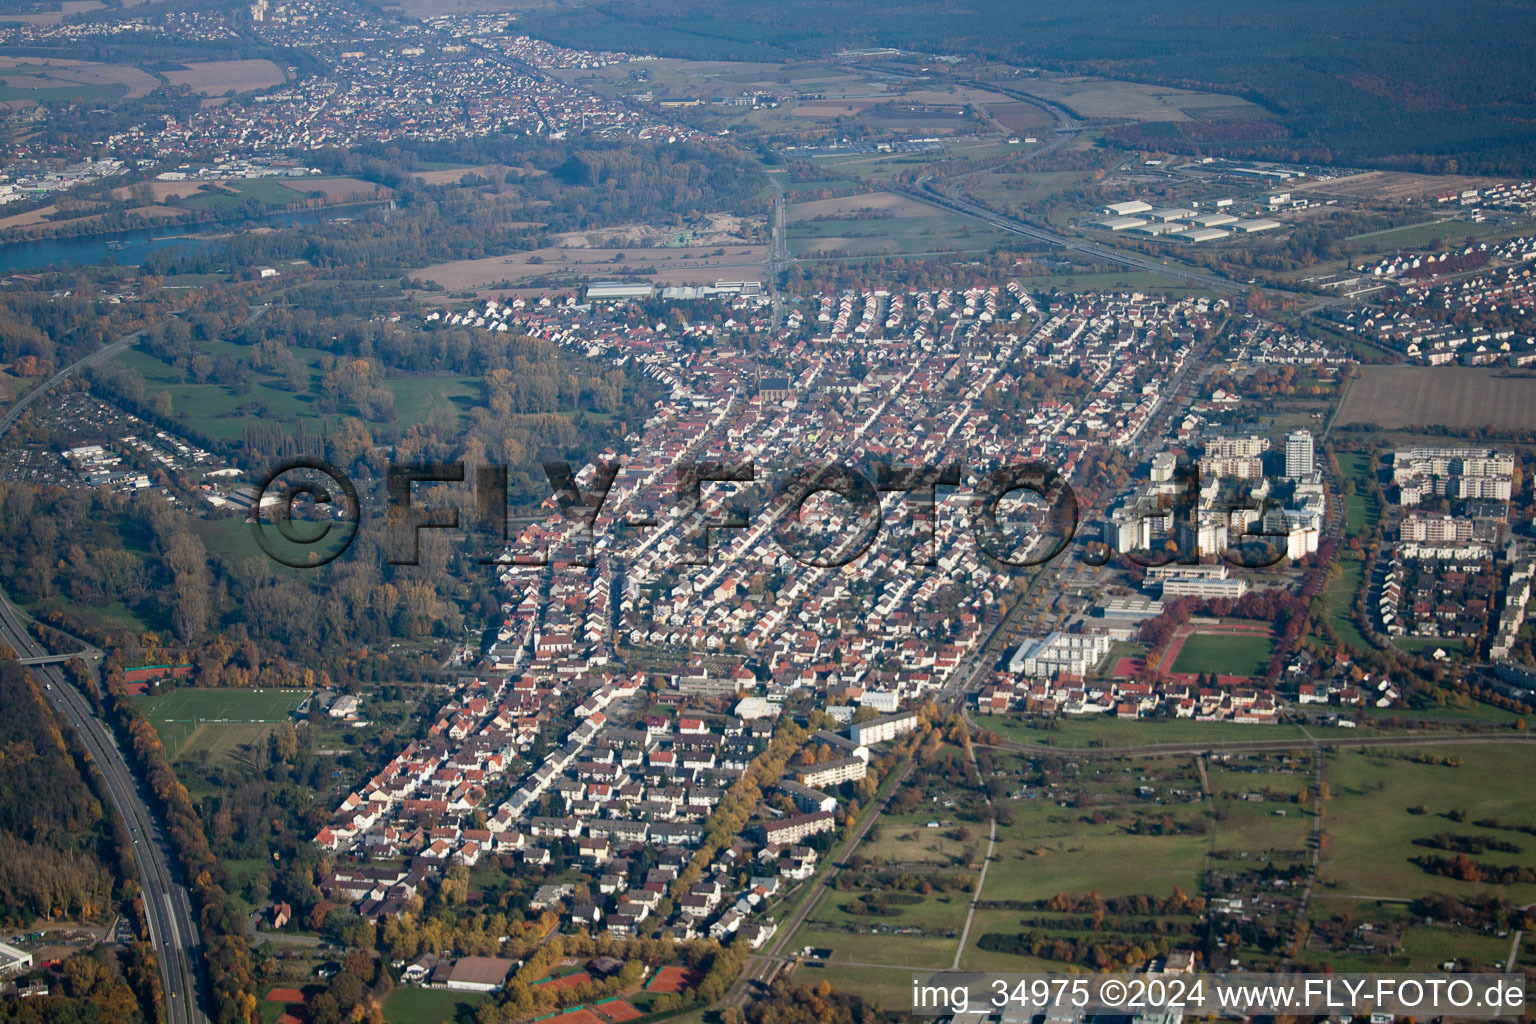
85;304;657;508
0;661;123;926
0;949;150;1024
0;480;489;689
518;0;1536;176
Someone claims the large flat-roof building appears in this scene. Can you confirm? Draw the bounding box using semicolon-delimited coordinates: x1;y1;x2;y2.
798;755;867;789
1394;446;1515;503
777;780;838;814
1176;228;1230;243
442;956;515;992
1188;213;1239;228
1207;435;1270;459
586;281;655;301
759;811;836;845
849;710;918;746
1146;563;1250;599
1103;200;1153;216
1285;428;1315;479
1009;631;1112;678
0;942;32;978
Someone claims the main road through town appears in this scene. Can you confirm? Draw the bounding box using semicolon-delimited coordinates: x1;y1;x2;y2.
0;590;208;1024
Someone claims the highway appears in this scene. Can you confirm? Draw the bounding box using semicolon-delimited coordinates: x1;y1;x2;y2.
0;590;208;1024
0;305;271;442
896;177;1241;293
0;331;145;438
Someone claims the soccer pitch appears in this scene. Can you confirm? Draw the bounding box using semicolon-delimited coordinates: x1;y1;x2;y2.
138;688;307;723
136;688;307;762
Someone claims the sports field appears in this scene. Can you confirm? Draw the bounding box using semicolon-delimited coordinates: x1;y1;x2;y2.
644;965;702;993
1169;632;1275;677
137;688;305;761
139;687;307;722
382;986;487;1024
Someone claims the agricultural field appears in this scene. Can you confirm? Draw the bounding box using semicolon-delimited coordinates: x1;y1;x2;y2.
1344;218;1503;251
788;86;1008;135
556;55;997;140
799;153;933;187
1010;76;1264;123
985;101;1054;133
789;211;1013;258
785;191;931;222
1336;366;1536;433
785;187;1020;256
558;56;865;102
409;163;525;185
292;176;392;202
1292;171;1515;203
799;137;1038;192
180;178;309;211
160;59;288;95
0;1;104;25
781;177;865;198
107;176;379;210
416;240;769;292
791;97;889;118
0;55;158;100
110;181;217;202
964;169;1099;211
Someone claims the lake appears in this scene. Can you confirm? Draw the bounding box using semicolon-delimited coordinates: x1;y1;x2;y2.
0;207;343;274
